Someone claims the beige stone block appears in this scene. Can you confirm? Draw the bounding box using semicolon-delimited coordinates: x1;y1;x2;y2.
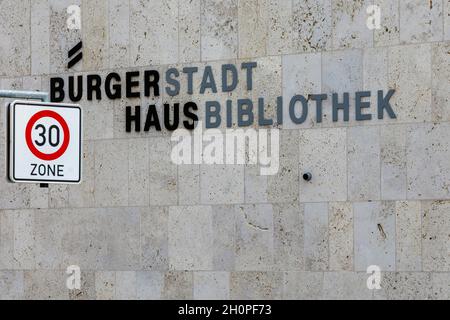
422;201;450;271
230;271;283;299
399;0;444;43
329;202;353;271
299;128;347;202
169;206;214;270
194;271;230;300
396;201;422;271
235;204;274;271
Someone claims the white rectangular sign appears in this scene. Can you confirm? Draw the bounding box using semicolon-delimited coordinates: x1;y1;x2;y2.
9;100;82;184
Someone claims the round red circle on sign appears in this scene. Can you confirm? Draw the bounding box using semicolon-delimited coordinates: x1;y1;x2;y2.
25;110;70;161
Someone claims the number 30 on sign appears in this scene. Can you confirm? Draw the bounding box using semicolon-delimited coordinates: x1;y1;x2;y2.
9;100;82;184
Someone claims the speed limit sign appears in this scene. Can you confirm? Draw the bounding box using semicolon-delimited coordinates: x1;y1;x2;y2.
9;100;82;184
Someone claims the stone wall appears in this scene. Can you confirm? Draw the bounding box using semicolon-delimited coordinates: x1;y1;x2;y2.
0;0;449;299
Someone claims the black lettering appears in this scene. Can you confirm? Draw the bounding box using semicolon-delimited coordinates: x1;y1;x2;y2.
164;103;180;131
50;77;65;102
126;106;141;132
144;105;162;131
332;93;350;122
126;71;140;98
68;75;83;102
48;165;56;177
378;89;396;119
183;102;198;130
105;73;122;99
31;164;37;176
87;74;102;101
57;165;64;177
144;70;160;97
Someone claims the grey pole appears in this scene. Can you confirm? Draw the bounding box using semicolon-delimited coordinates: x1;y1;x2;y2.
1;90;51;188
0;90;49;102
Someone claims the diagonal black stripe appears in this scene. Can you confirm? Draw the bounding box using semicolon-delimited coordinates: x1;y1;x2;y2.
67;52;83;69
68;41;83;58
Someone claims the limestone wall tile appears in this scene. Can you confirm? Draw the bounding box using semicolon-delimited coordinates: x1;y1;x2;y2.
354;201;396;271
235;204;274;271
0;271;24;299
109;0;130;68
162;271;194;299
388;44;432;123
201;165;244;204
49;185;69;208
81;0;108;71
445;0;450;40
431;273;450;300
130;0;179;66
201;0;238;61
94;139;128;207
273;202;303;271
282;53;321;129
282;272;324;299
78;75;114;141
168;206;214;270
363;47;394;126
381;125;407;200
68;270;96;300
212;205;236;270
194;271;230;300
331;0;373;49
348;126;380;201
149;137;178;206
141;206;168;271
329;202;353;271
267;130;299;203
24;270;69;300
299;128;347;202
251;56;282;129
128;139;149;206
31;0;50;75
0;0;30;77
67;140;95;208
95;271;115;300
136;271;164;300
245;164;268;203
0;210;35;270
179;0;201;63
399;0;444;44
292;0;332;53
35;208;140;270
374;0;400;46
396;201;421;271
422;201;450;271
49;0;82;73
321;49;363;127
238;0;267;58
432;42;450;122
266;0;294;55
304;203;329;271
374;272;433;300
115;271;137;300
322;272;373;300
230;271;283;299
407;123;450;199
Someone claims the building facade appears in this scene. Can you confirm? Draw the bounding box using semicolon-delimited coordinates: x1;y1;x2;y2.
0;0;449;299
